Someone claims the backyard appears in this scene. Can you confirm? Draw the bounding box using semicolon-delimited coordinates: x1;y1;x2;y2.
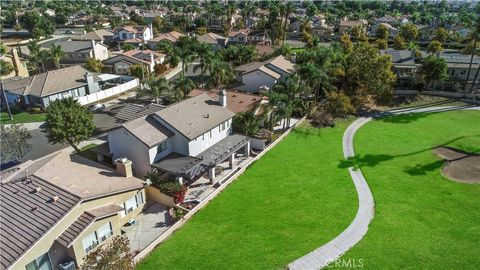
137;119;358;270
340;110;480;269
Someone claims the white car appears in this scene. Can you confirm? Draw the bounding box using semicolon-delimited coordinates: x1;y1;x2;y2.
89;103;105;112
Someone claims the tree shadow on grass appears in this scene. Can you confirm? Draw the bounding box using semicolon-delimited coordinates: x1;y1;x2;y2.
403;160;445;176
378;105;477;124
291;127;323;138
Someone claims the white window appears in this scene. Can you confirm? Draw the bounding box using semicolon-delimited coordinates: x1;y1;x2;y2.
82;231;99;253
227;120;230;127
222;122;226;131
135;190;144;206
124;196;137;214
97;222;113;243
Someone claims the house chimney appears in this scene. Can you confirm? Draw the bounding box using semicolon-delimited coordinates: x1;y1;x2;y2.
115;158;133;177
219;89;227;108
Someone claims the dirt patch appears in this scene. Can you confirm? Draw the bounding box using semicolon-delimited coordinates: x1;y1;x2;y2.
432;147;480;184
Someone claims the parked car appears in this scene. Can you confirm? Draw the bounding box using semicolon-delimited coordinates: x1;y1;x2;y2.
89;103;105;112
64;30;75;34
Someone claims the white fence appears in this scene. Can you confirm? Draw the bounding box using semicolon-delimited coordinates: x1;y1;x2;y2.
75;79;139;105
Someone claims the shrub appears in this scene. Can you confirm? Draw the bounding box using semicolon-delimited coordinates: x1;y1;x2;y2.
310;107;335;128
154;63;167;75
324;91;355;118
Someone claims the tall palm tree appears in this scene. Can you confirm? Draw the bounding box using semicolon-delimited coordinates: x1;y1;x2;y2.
273;75;302;127
174;74;195;101
139;75;170;103
193;43;213;88
175;47;195;77
466;19;480;93
49;44;64;69
265;91;286;131
281;2;295;46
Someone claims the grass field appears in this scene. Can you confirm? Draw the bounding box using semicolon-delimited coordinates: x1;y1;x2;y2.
339;111;480;269
1;109;45;125
137;119;358;270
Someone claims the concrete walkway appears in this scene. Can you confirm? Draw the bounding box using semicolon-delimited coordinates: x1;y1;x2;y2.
289;105;480;270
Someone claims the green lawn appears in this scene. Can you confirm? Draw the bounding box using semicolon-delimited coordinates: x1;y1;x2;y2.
1;109;46;125
137;119;358;270
340;111;480;269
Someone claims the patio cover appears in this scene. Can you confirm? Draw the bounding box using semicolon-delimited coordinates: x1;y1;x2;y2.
90;142;112;157
151;134;250;179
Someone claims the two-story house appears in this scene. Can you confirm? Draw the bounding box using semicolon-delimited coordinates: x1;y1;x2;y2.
113;25;153;45
44;40;109;64
103;50;166;75
381;50;417;88
234;55;295;93
197;32;228;51
107;92;250;182
0;150;149;270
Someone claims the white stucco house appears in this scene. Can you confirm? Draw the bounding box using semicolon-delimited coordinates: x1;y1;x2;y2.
106;92;250;181
103;49;166;74
234;55;295;93
113;25;153;44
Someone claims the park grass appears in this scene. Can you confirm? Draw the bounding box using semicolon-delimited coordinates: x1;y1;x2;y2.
339;111;480;269
1;109;45;125
137;119;358;270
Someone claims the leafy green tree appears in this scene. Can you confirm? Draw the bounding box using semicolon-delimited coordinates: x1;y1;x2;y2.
340;33;353;53
49;44;64;69
427;40;443;54
0;60;14;76
399;23;418;42
84;24;95;33
376;23;389;39
375;39;388;50
420;55;448;90
345;42;397;105
0;124;32;163
173;75;195;101
324;90;354;118
393;36;406;50
434;27;448;43
0;43;7;54
121;43;135;52
85;58;104;72
81;235;133;270
42;97;95;153
168;54;179;68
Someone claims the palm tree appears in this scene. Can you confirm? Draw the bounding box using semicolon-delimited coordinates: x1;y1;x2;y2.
265;91;286;131
273;75;303;127
49;44;64;69
233;111;259;136
207;58;235;89
237;45;256;65
175;47;195;77
466;19;480;93
281;2;295;46
139;75;170;103
193;43;213;88
173;75;195;101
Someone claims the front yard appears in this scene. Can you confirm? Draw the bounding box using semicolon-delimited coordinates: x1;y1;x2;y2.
1;109;46;125
340;111;480;269
137;119;358;270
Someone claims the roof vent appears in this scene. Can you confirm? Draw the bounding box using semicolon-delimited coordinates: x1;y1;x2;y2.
34;186;42;193
204;114;210;118
31;206;39;212
51;195;59;203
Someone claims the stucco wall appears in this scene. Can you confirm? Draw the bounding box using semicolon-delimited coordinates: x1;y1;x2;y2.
108;127;152;178
188;119;232;156
239;70;277;93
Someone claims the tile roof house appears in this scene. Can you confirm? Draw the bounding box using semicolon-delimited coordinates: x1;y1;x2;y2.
113;25;153;44
338;18;368;35
3;65;136;107
147;31;185;49
107;93;250;180
73;29;114;44
103;49;166;74
381;50;417;87
188;89;263;114
0;150;148;270
197;32;228;50
43;40;109;64
234;55;295;93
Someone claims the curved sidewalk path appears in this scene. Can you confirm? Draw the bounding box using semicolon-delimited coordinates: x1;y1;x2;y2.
289;105;480;270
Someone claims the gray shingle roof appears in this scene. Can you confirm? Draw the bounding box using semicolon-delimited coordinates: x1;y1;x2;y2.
155;94;235;140
115;103;165;122
122;114;174;148
52;40;96;53
0;176;80;269
380;50;415;65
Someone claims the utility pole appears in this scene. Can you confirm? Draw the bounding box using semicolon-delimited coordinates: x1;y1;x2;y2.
1;79;13;121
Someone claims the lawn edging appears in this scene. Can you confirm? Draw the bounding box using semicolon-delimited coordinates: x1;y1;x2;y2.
134;116;307;264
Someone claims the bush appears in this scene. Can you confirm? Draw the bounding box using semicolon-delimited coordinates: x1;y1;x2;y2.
310;107;335;127
154;63;167;75
324;91;355;118
27;107;44;114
